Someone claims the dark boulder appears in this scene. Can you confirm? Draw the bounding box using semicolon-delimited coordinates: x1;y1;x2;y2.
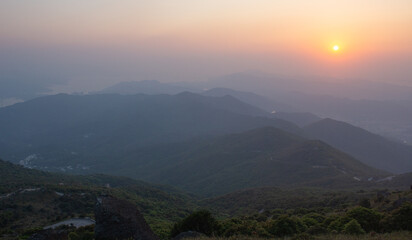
94;195;159;240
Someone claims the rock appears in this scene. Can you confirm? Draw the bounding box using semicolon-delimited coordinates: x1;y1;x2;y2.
94;195;159;240
172;231;205;240
28;229;69;240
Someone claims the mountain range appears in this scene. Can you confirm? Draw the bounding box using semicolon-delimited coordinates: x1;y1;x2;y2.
1;90;411;197
0;92;299;170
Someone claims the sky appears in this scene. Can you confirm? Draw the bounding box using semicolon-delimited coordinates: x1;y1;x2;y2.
0;0;411;93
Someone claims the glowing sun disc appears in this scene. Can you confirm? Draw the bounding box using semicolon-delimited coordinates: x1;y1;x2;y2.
333;45;340;51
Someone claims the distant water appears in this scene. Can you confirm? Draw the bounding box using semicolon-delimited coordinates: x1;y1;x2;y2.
44;218;95;229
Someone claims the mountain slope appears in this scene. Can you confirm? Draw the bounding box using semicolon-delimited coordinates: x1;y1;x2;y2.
272;111;322;127
129;127;387;196
304;118;412;173
0;93;300;170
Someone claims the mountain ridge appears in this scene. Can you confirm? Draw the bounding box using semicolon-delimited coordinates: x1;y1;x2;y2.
304;118;412;173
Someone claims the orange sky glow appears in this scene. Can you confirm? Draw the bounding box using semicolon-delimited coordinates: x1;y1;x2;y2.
1;0;411;84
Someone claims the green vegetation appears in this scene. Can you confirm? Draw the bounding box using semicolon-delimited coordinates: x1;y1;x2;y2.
172;192;412;239
0;159;196;239
177;231;412;240
139;127;386;196
1;159;411;240
171;210;221;237
304;118;412;174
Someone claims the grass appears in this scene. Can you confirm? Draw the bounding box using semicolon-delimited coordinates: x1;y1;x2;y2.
185;232;412;240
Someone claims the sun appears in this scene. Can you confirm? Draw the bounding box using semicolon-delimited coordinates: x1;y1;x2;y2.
333;45;340;51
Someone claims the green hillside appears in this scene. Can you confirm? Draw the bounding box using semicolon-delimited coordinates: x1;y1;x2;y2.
132;127;387;196
0;159;196;238
304;118;412;173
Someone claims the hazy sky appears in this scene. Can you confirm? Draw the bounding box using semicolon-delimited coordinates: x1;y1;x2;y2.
1;0;411;92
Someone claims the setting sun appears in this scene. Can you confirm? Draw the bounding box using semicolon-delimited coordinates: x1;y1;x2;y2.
333;45;340;51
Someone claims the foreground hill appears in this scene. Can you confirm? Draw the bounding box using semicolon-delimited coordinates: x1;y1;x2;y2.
0;93;299;169
0;159;195;238
304;118;412;173
202;187;377;216
124;127;387;196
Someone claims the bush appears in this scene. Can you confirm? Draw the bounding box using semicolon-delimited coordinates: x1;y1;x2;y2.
303;213;325;224
220;218;271;238
389;202;412;231
327;216;353;233
292;232;315;240
347;206;382;232
170;210;221;237
359;198;371;208
267;215;304;237
343;219;365;235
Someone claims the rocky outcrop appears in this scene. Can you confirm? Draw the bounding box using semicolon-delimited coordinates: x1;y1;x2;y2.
94;195;159;240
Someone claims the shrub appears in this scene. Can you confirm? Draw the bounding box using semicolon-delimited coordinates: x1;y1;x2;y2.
303;213;325;224
292;232;315;240
327;216;353;233
343;219;365;235
170;210;221;237
347;206;382;232
267;215;304;237
359;198;371;208
221;218;271;238
389;202;412;231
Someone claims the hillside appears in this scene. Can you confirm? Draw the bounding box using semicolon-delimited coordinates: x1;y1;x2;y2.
304;118;412;173
130;127;387;196
0;159;196;238
202;187;377;216
0;93;299;171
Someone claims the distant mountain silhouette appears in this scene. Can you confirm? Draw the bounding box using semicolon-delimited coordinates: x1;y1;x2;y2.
202;87;294;112
304;118;412;173
99;80;197;95
272;112;322;127
202;88;321;127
